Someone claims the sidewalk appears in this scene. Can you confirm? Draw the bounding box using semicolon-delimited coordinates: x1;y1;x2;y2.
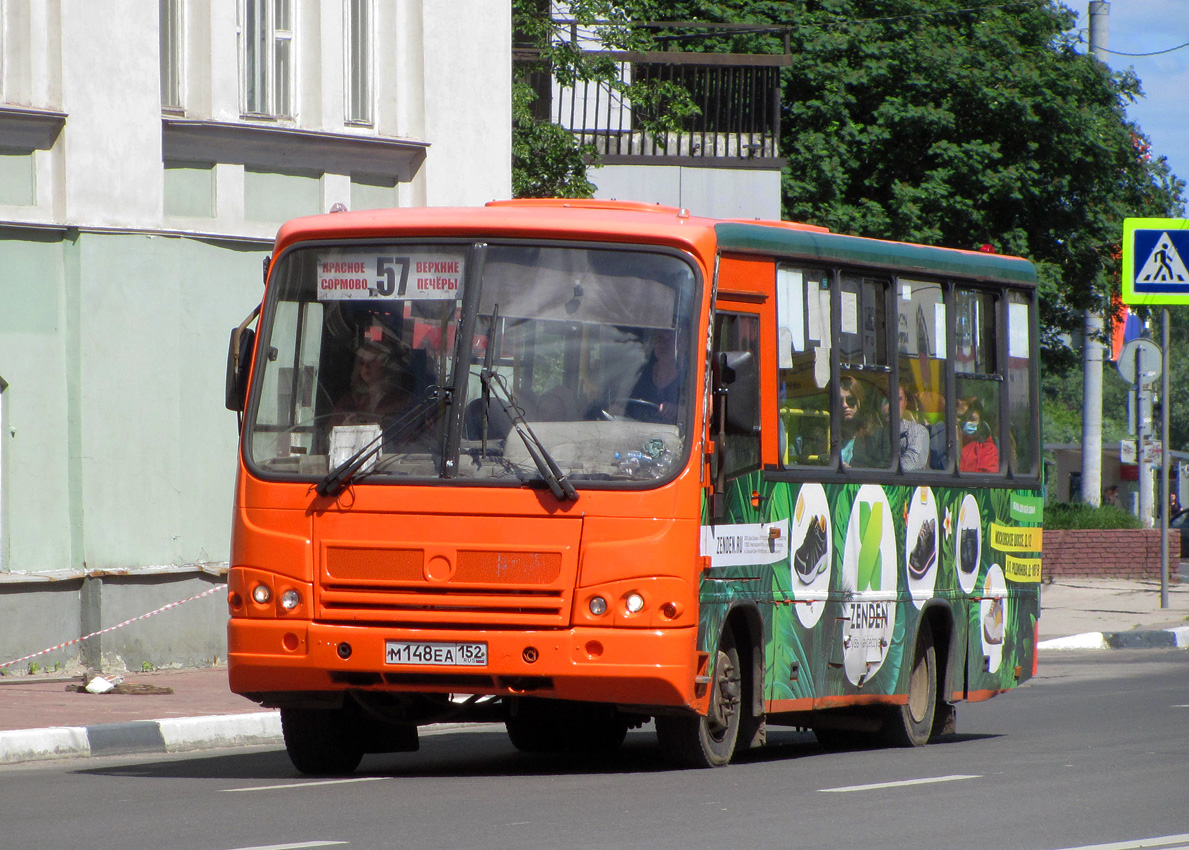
0;666;279;765
2;578;1187;765
1037;576;1189;648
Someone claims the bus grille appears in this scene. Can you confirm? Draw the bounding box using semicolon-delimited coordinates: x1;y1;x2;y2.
318;546;570;627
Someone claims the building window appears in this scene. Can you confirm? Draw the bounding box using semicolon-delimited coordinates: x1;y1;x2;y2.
160;0;184;110
345;0;372;125
241;0;293;117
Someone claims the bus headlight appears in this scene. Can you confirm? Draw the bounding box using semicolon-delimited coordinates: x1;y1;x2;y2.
625;592;645;614
280;589;301;611
588;596;608;616
252;584;272;604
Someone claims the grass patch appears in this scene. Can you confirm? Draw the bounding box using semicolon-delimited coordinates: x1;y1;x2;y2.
1045;502;1143;530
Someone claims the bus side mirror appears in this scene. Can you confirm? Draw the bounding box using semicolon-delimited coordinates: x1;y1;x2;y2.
716;350;759;435
225;326;256;412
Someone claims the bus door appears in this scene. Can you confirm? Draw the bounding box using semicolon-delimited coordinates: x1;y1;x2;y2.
702;293;768;725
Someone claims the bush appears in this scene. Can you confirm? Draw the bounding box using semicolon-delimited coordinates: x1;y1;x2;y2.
1045;502;1143;530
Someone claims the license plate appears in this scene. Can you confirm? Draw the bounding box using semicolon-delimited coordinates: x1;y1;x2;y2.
385;640;487;667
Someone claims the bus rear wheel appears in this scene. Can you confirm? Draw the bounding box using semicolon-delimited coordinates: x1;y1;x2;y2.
882;624;937;747
280;706;365;776
656;630;742;768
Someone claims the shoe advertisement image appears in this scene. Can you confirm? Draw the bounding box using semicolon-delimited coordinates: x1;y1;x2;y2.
904;486;940;607
790;483;832;628
956;493;982;595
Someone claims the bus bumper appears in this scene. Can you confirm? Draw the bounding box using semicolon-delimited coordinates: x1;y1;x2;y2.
228;619;699;709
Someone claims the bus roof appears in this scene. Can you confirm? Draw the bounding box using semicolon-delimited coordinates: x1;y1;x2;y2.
272;200;724;261
715;221;1037;287
271;200;1036;287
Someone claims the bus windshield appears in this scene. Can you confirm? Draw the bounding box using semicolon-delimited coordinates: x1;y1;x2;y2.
244;241;699;488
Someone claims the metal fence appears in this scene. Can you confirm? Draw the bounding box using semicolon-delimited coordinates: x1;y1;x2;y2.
541;51;789;165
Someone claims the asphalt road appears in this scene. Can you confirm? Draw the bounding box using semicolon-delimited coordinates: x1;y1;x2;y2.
2;650;1187;850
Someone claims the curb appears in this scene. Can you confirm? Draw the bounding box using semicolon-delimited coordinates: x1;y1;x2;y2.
1038;626;1189;651
0;711;281;765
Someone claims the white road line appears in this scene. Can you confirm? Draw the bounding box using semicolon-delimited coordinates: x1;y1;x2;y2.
819;774;980;793
222;777;390;793
218;843;348;850
1045;835;1189;850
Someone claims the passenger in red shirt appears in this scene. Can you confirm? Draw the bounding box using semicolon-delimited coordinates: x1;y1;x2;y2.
958;397;999;473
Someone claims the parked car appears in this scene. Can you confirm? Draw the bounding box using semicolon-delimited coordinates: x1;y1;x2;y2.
1168;508;1189;559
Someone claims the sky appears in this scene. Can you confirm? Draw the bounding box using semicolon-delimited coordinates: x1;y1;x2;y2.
1075;0;1189;203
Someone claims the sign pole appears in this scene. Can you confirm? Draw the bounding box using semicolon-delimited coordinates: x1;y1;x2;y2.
1161;309;1170;608
1122;215;1187;608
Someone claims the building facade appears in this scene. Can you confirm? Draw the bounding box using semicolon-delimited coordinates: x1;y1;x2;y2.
0;0;511;672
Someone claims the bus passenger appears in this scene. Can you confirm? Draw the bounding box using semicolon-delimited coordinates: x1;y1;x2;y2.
889;383;929;471
958;397;999;473
840;376;889;467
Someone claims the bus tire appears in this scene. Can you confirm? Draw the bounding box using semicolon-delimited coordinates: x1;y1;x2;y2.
280;707;365;776
882;624;937;747
656;630;742;768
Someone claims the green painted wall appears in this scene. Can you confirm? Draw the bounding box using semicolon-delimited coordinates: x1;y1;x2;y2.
0;229;268;573
0;230;72;571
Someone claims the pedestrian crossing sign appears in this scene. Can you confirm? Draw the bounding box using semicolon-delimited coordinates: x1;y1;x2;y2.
1122;217;1189;305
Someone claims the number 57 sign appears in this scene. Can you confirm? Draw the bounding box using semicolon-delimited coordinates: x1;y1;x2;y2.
1122;218;1189;306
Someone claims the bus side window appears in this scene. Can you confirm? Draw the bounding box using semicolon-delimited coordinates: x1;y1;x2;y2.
897;279;949;471
954;287;1002;475
1006;291;1038;477
839;274;892;470
776;266;832;467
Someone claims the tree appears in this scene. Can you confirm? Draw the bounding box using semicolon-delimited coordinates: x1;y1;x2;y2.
622;0;1184;365
511;0;698;197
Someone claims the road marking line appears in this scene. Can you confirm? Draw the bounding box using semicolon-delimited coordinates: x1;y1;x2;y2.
222;777;389;793
218;843;348;850
1045;835;1189;850
819;774;980;793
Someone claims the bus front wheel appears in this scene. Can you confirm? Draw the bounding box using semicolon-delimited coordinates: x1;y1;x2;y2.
656;630;742;768
280;706;364;776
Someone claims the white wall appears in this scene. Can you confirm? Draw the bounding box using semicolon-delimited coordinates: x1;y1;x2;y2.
591;164;782;221
419;0;512;205
60;2;164;228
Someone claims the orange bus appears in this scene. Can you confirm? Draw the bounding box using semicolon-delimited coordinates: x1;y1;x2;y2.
226;199;1043;772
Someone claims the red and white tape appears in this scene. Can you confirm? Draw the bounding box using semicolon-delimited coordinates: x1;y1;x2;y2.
0;583;228;669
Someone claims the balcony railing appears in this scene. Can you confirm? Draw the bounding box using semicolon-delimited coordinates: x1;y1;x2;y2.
519;49;790;168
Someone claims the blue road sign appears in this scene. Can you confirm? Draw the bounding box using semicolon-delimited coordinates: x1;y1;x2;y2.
1123;218;1189;305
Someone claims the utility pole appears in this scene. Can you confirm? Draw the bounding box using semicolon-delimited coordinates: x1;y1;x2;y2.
1081;1;1110;506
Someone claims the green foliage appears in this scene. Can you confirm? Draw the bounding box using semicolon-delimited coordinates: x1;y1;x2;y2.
1045;501;1142;529
511;0;701;197
1042;360;1132;445
512;84;598;199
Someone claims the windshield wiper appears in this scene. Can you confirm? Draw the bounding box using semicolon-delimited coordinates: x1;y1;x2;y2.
480;306;499;462
480;370;577;502
315;392;443;497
